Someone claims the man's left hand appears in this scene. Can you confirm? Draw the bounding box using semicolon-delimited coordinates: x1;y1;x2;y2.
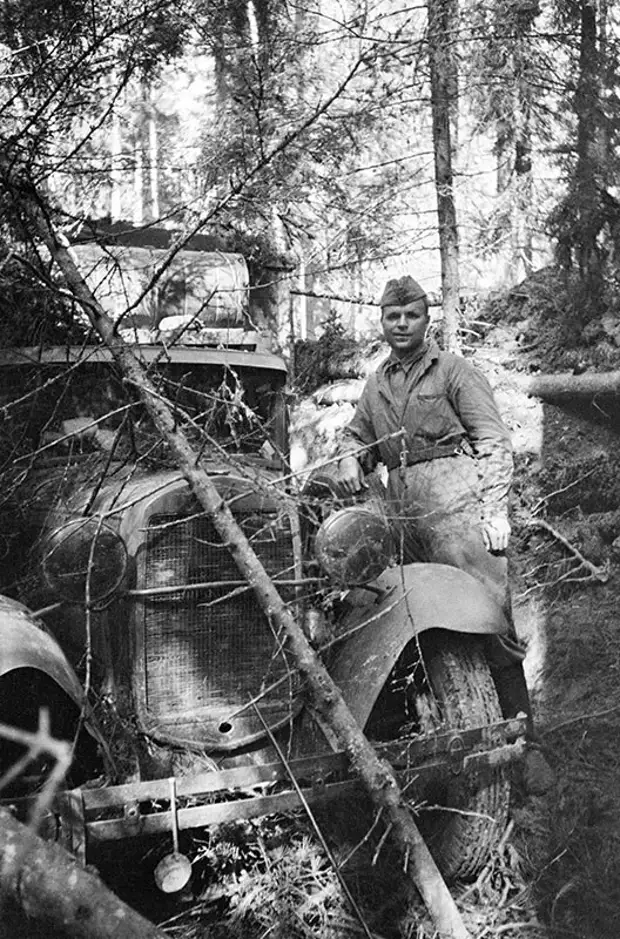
482;516;511;552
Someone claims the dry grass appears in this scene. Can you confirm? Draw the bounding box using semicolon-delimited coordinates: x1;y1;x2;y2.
159;818;353;939
148;796;551;939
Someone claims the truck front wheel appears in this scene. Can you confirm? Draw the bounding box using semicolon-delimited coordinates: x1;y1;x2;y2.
411;631;511;881
366;630;512;882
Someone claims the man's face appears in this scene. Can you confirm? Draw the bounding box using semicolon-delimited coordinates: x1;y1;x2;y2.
381;299;429;359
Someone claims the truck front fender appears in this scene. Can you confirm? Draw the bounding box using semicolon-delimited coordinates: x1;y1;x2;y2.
329;563;508;730
0;596;86;702
0;595;106;750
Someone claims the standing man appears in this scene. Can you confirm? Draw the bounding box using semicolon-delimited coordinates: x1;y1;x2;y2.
337;274;552;792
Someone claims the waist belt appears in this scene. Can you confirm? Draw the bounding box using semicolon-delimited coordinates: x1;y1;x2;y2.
385;440;467;472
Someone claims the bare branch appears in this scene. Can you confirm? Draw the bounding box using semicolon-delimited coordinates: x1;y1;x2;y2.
0;710;72;829
525;518;609;582
15;172;471;939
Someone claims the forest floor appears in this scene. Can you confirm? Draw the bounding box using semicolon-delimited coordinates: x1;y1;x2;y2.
15;270;620;939
449;295;620;939
460;285;620;939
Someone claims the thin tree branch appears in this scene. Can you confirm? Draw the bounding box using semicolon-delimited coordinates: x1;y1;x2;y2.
525;518;609;582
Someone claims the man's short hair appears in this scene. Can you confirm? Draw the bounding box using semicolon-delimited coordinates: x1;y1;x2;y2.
379;275;428;309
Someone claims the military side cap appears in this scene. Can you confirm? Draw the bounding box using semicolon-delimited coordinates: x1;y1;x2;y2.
379;275;427;307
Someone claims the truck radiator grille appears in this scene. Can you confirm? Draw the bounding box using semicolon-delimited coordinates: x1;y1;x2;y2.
142;510;300;748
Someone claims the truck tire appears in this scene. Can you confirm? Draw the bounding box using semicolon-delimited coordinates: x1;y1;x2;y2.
411;631;511;881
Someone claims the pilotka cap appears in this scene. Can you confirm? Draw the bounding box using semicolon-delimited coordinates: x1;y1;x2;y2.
379;275;427;308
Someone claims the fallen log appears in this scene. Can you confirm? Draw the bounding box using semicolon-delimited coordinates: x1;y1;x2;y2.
22;190;471;938
527;369;620;400
0;809;169;939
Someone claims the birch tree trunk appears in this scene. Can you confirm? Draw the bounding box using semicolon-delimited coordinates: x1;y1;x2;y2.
18;192;471;939
428;0;461;354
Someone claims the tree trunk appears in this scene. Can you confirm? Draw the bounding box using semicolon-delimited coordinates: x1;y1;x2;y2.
133;134;144;226
110;108;123;223
0;809;169;939
22;197;471;939
148;98;159;221
428;0;461;354
572;0;605;284
511;72;533;282
510;5;537;283
576;1;600;277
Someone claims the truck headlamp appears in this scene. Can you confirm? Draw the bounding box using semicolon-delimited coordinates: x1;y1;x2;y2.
314;506;394;587
42;518;128;603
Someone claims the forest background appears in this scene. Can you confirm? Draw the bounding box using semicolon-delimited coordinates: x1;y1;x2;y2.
3;1;620;938
6;0;620;352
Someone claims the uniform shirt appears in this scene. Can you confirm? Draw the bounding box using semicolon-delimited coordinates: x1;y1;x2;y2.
340;339;513;521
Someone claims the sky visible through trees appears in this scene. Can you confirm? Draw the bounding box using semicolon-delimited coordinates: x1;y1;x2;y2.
1;0;620;343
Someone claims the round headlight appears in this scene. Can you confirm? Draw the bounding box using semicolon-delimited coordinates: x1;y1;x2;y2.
42;518;128;602
314;506;394;587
